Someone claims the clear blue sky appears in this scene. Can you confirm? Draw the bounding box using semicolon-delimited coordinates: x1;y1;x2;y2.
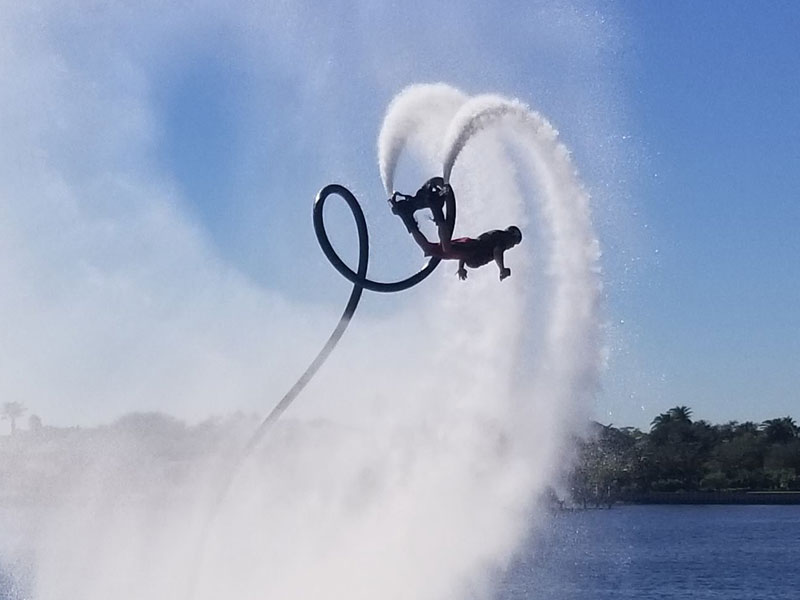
3;1;798;428
601;2;800;427
149;1;800;428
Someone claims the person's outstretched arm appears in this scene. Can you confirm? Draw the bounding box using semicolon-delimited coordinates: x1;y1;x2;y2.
457;259;468;280
494;246;511;280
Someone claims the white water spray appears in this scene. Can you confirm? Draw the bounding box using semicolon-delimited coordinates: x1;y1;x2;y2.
379;81;603;536
378;84;468;195
441;92;603;407
3;84;603;600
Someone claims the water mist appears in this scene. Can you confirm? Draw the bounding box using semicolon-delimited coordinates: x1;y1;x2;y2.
2;83;602;600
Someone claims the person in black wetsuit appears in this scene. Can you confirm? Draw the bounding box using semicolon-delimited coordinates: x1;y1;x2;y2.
389;179;522;281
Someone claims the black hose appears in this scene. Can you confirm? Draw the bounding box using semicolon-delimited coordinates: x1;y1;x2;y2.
312;183;443;293
186;183;450;600
244;183;445;452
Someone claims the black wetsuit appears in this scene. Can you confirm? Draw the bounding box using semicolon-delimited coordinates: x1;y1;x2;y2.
450;230;513;268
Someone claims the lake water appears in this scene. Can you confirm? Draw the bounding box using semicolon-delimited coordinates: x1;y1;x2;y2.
499;505;800;600
1;505;798;598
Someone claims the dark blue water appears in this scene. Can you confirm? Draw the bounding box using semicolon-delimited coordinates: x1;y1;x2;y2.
2;505;798;598
499;505;800;600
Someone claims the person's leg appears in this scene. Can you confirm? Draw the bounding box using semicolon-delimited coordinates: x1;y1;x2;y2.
432;183;455;249
392;179;450;226
428;192;446;225
403;216;442;256
418;179;448;225
410;229;441;257
437;217;455;253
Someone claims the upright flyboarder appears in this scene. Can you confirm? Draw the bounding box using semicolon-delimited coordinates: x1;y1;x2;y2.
389;177;522;281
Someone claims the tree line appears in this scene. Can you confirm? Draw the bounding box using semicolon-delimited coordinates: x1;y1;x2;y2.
5;402;798;504
571;406;800;506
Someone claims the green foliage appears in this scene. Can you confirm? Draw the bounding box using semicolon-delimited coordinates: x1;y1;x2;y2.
572;406;800;500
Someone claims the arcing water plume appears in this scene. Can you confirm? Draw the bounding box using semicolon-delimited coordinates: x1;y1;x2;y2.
2;84;603;600
378;84;468;195
440;92;603;448
375;80;604;576
381;88;602;410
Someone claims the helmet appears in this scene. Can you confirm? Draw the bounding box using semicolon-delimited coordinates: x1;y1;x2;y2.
506;225;522;245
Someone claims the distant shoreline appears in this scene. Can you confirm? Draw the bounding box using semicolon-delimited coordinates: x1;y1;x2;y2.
620;491;800;505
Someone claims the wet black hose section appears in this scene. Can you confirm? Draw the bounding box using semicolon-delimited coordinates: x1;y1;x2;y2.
312;184;443;293
186;184;449;599
244;183;444;454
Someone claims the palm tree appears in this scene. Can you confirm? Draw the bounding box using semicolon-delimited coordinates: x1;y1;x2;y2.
761;417;798;444
668;406;693;423
733;421;760;437
650;406;694;432
1;402;27;435
650;411;673;431
716;421;739;442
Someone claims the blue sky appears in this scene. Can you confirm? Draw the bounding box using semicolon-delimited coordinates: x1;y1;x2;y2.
601;2;800;427
153;1;798;429
2;1;798;428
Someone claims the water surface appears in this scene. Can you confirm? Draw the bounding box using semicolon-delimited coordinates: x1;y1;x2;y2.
2;505;798;598
500;505;800;600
